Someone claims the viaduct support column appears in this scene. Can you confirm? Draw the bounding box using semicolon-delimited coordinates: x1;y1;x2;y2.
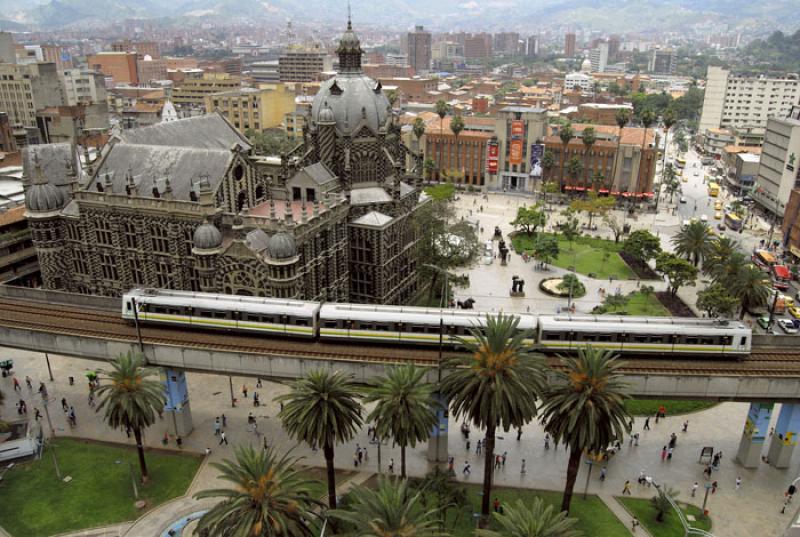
736;402;774;468
427;391;449;463
162;368;193;437
768;403;800;469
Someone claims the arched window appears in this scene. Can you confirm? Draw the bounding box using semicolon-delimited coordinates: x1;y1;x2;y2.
255;184;265;200
237;190;247;212
233;165;244;182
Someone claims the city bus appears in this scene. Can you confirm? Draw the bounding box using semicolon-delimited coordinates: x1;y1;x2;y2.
753;249;777;270
724;212;742;231
707;182;720;197
675;157;686;169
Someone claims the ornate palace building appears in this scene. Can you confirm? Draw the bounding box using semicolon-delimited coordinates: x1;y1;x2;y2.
23;19;426;304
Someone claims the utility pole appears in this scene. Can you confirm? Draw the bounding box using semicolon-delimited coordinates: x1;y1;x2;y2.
130;297;145;355
44;352;54;382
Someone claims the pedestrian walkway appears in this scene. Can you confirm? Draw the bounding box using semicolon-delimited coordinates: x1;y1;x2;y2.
1;347;799;537
55;523;131;537
599;494;653;537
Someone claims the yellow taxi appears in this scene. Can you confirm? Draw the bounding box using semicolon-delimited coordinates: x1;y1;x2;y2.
715;211;722;220
714;201;723;211
682;176;688;183
789;306;800;319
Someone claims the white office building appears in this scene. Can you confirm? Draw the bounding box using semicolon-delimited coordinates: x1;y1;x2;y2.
589;42;608;73
752;117;800;217
564;72;594;92
699;66;800;134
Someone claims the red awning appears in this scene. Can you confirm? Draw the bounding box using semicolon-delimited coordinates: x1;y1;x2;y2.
643;192;654;197
575;186;585;191
599;189;609;193
610;190;620;196
622;192;631;197
564;186;574;191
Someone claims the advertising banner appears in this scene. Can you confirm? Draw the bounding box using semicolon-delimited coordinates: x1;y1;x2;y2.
511;120;524;137
529;143;544;177
510;139;523;165
487;142;499;174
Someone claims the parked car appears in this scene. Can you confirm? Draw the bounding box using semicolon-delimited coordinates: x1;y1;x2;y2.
788;306;800;319
680;197;687;203
700;214;708;222
757;316;771;330
778;318;799;334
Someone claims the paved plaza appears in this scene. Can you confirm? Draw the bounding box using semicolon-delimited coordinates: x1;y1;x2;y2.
0;347;798;537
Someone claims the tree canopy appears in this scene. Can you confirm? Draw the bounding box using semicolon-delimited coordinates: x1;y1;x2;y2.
511;204;547;235
622;230;662;263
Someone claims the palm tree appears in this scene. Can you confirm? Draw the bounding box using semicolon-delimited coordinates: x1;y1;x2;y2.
671;221;713;266
705;237;741;279
441;313;545;527
731;264;770;319
329;477;445;536
450;114;465;175
650;485;679;522
611;109;630;190
413;116;426;156
581;127;596;187
540;346;630;514
637;109;656;195
566;156;583;187
364;364;438;479
559;124;574;184
194;446;321;537
94;351;165;483
278;370;363;509
542;150;555;183
662;163;680;203
476;498;582;537
435;100;449;177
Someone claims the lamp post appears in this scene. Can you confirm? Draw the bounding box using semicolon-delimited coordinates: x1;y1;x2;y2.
44;352;53;382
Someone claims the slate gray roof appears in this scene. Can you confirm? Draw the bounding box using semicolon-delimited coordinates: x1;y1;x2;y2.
350;186;392;205
352;210;393;227
311;73;390;135
89;144;232;201
22;143;76;192
245;229;270;255
303;162;337;185
118;113;252;151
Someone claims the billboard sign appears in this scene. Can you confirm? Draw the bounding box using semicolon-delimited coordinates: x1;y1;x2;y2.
510;139;523;165
511;120;524;137
529;143;544;177
487;141;499;174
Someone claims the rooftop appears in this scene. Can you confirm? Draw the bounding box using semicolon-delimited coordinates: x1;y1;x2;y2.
249;199;329;222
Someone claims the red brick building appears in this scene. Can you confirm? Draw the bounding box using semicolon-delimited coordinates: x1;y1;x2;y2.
425;116;492;186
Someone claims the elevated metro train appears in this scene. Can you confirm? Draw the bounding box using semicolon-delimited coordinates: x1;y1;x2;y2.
122;288;752;358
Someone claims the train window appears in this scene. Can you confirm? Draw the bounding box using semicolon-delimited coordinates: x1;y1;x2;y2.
701;338;714;345
426;326;440;334
199;310;213;318
598;335;612;342
126;302;132;311
650;336;666;343
582;334;597;342
721;336;733;345
740;336;747;346
214;312;227;319
411;325;425;333
633;336;649;343
543;333;561;341
324;320;338;329
685;337;699;345
295;319;308;327
373;323;389;331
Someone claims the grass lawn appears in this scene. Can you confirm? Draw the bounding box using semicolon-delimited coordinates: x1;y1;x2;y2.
512;233;637;280
618;497;712;537
599;291;671;316
0;438;202;537
427;484;629;536
624;399;719;417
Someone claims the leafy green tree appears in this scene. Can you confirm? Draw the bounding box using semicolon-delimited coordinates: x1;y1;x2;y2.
194;446;321;537
566;156;583;185
557;273;585;296
424;183;456;201
672;221;713;266
603;213;625;243
731;264;770;319
559;124;574;183
278;370;363;509
441;313;545;526
244;128;297;156
540;347;630;513
532;235;560;267
697;283;739;318
476;498;583;537
94;352;165;483
450;114;465;172
662;164;681;203
558;210;581;251
364;365;438;479
622;229;662;264
330;477;446;537
651;486;679;522
386;89;399;108
424;158;436;180
511;204;547;235
655;252;698;297
570;191;615;229
414;468;467;530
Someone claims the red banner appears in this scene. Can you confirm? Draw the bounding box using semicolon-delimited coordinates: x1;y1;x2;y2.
487;142;499;174
511;120;524;137
510;139;523;165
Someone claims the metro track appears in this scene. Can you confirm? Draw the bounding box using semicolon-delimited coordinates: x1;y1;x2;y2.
1;297;799;377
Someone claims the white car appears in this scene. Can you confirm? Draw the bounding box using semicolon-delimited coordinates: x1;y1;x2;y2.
680;197;687;204
700;214;708;222
778;319;799;334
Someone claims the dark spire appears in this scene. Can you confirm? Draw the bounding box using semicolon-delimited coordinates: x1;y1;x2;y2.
337;7;362;74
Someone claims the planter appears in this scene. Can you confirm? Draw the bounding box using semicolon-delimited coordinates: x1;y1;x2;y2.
539;277;586;299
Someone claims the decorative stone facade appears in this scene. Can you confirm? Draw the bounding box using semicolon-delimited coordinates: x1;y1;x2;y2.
24;19;425;305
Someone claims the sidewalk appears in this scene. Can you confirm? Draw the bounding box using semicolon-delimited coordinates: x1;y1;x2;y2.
599;494;653;537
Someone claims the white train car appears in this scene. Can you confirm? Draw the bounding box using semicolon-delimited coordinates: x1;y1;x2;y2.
122;289;321;338
318;303;537;346
537;315;751;356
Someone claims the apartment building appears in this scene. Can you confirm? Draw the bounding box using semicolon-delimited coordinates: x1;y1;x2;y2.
407;26;431;74
699;66;800;134
278;45;333;82
0;206;38;286
172;73;242;110
86;52;139;86
60;69;106;106
205;84;296;132
0;62;64;144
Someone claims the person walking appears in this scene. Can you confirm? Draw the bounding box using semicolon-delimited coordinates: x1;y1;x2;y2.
692;482;698;497
521;459;526;475
447;457;454;474
61;397;68;412
214;417;221;436
667;447;674;461
476;439;482;455
176;436;183;449
388;458;395;474
600;466;607;481
12;377;20;391
462;461;470;475
493;498;501;512
219;431;228;446
643;417;650;430
683;420;689;432
622;481;632;495
501;451;507;467
544;434;550;450
25;376;32;390
661;446;667;461
466;439;471;452
494;455;501;469
517;428;522;441
242;384;248;399
711;480;718;494
221;414;227;427
34;408;41;420
736;476;742;490
631;517;640;532
68;406;76;426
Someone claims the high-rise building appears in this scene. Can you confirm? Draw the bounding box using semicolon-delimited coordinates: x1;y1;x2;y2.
278;44;333;82
494;32;520;55
0;63;64;131
589;42;609;73
407;25;432;74
41;45;72;70
649;48;676;75
0;32;15;64
87;52;139;86
60;69;107;106
526;36;539;58
564;33;577;57
112;40;160;59
205;84;296;132
607;36;621;61
172;73;242;110
699;67;800;134
464;33;492;61
753;117;800;218
137;57;167;84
